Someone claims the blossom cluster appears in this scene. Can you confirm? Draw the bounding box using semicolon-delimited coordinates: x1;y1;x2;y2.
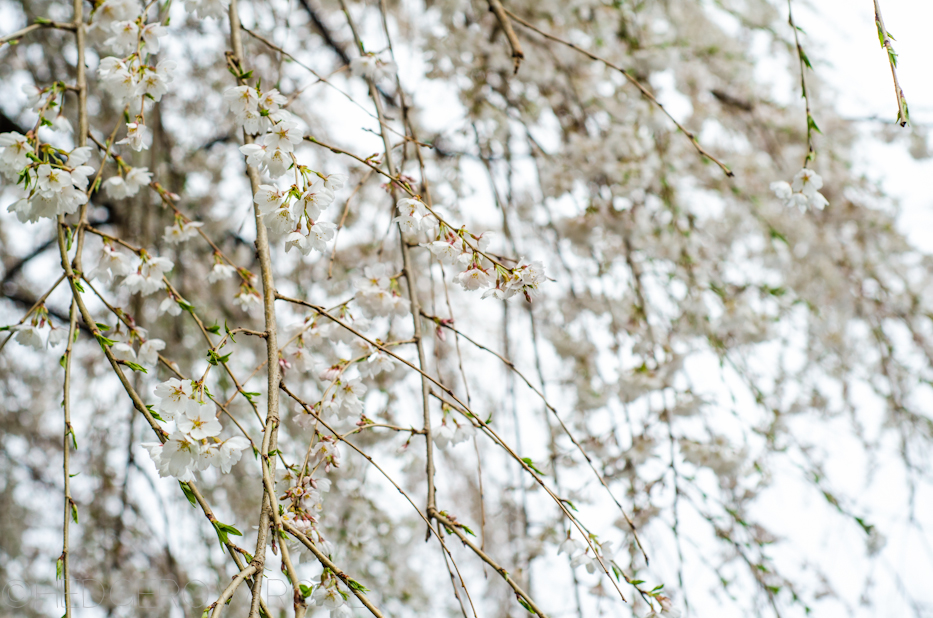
558;536;617;574
97;55;175;152
353;264;410;318
225;83;347;256
432;407;476;449
770;168;828;211
307;570;354;618
409;201;546;299
108;324;165;368
2;133;93;223
142;378;250;482
349;52;398;82
7;305;68;350
286;318;397;388
91;0;176;153
88;242;174;296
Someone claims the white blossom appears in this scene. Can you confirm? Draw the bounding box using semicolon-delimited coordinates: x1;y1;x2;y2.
12;325;45;350
117;122;152;152
140;22;167;52
234;288;262;312
208;262;237;283
0;132;31;179
105;20;139;54
792;168;823;197
163;219;204;244
153;378;193;419
433;423;455;449
350;53;398;81
455;266;492;291
263;121;303;152
138;60;176;101
159;296;183;316
177;405;222;440
138;339;165;366
123;255;173;295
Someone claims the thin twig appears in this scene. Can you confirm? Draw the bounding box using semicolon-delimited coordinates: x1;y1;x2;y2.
0;21;75;47
787;0;819;167
210;565;257;618
872;0;909;127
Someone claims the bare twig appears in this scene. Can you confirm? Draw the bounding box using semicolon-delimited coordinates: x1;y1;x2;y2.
0;21;75;47
210;565;257;618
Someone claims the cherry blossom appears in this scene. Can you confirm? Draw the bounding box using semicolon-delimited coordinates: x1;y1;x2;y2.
117;121;152;152
207;262;237;283
176;405;222;440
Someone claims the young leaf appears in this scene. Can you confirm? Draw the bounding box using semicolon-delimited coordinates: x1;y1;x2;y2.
179;481;198;508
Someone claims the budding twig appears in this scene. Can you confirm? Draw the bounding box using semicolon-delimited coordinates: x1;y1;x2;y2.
873;0;909;127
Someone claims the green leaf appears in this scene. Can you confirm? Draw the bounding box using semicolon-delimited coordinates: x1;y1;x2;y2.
124;361;148;373
769;227;788;244
56;556;63;580
34;16;52;24
212;521;243;547
70;502;79;524
461;525;476;537
206;322;221;334
213;524;228;545
347;579;369;593
60;354;67;368
612;564;623;582
73;279;85;293
206;349;233;366
95;322;110;331
144;404;166;423
517;596;534;614
807;114;822;135
95;333;116;349
179;481;198;508
520;457;545;475
799;49;812;70
299;584;313;598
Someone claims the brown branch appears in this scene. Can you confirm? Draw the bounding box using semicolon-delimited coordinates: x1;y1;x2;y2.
487;0;524;73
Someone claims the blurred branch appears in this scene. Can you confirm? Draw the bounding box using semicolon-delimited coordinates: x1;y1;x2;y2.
0;21;75;47
487;0;524;73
